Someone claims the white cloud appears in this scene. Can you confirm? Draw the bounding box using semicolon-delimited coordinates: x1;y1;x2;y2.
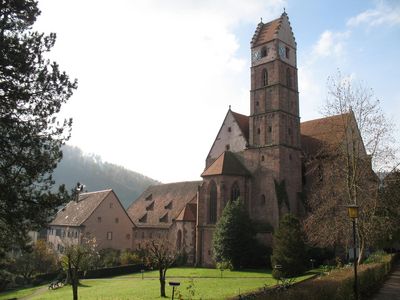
34;0;286;183
347;1;400;28
312;30;350;59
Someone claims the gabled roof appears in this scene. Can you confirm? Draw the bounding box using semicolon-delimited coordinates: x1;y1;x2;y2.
127;181;200;228
50;189;112;226
301;112;366;157
202;151;251;177
251;12;296;48
231;111;249;142
175;202;197;222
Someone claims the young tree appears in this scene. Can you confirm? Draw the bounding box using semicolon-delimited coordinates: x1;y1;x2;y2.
271;214;307;278
62;238;98;300
0;0;77;255
144;239;178;298
304;71;398;263
212;198;256;269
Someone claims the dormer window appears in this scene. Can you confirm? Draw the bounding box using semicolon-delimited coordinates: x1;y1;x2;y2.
160;213;168;223
146;201;154;211
225;144;230;151
145;194;152;201
228;127;231;132
164;201;172;209
139;213;147;223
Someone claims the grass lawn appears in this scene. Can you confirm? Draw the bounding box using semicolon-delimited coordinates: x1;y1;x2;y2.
0;285;46;300
0;268;315;300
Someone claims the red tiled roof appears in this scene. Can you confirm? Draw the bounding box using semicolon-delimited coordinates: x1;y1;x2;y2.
127;181;200;228
202;151;250;177
50;190;112;226
231;110;249;142
301;112;352;156
251;17;281;47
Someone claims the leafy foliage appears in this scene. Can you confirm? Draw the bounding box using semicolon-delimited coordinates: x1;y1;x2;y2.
212;198;257;269
0;0;77;255
271;214;307;278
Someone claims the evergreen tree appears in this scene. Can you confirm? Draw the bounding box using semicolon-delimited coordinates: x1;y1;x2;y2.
0;0;77;256
271;214;306;278
212;198;256;269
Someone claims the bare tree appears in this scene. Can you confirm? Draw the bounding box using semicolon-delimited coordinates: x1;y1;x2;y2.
144;239;178;298
303;71;398;263
61;237;98;300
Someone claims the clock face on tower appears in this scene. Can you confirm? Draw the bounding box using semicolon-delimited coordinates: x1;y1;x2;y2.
252;50;261;62
279;45;285;59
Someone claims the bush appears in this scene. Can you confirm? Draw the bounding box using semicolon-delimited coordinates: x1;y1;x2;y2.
271;214;307;278
364;250;387;264
83;264;144;279
98;248;121;267
120;250;142;265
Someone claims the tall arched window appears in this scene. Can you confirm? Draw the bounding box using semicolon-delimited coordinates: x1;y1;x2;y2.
176;229;182;251
263;69;268;86
231;182;240;201
286;67;291;87
209;181;217;224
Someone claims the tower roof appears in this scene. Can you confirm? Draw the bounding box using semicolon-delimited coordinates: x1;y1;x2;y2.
251;12;296;48
201;151;251;177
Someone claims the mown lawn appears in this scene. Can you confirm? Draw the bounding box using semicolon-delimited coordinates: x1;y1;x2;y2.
0;268;314;300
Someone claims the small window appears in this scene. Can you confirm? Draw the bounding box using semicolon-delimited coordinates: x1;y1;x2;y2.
261;155;265;162
165;201;172;209
261;194;266;206
256;101;259;106
146;201;154;211
126;234;130;240
75;231;78;238
97;217;102;223
257;128;261;135
228;127;231;132
225;144;230;151
261;46;267;57
107;232;113;240
115;218;119;224
262;69;268;86
285;47;290;59
268;126;272;133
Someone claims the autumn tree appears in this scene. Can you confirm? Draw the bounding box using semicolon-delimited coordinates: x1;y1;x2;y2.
0;0;77;256
61;238;98;300
304;71;398;263
144;239;178;298
212;198;257;269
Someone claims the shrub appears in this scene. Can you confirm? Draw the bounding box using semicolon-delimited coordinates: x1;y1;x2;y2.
98;248;121;267
271;214;307;278
120;250;142;265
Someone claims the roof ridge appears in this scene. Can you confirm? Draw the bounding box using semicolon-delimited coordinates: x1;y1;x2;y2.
80;189;112;195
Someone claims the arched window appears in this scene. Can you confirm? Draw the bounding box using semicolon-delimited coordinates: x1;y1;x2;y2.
209;181;217;224
261;46;267;57
261;194;266;206
176;230;182;251
286;68;291;87
263;69;268;86
231;182;240;201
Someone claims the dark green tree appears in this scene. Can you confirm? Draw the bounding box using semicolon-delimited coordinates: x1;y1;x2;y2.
271;214;307;278
0;0;77;256
212;198;256;269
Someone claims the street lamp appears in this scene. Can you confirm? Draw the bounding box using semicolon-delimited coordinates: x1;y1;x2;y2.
347;204;359;300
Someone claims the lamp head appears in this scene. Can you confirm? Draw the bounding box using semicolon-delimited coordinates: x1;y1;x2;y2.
347;205;359;219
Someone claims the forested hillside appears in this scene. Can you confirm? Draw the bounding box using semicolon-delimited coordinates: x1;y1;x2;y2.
52;145;160;208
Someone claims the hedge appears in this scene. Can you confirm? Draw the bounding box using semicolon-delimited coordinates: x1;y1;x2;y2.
82;264;145;279
234;253;398;300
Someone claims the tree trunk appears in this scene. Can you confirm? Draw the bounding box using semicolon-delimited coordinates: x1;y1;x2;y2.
72;281;78;300
159;268;166;297
358;238;365;265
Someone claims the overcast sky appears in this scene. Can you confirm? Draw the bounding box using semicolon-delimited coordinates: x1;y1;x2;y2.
34;0;400;183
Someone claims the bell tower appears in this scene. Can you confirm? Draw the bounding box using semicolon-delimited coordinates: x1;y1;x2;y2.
249;12;300;149
247;12;302;221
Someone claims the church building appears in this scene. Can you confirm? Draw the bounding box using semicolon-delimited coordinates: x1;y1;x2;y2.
129;12;304;266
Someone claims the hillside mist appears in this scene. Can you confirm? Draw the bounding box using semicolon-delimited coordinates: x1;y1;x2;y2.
52;145;160;208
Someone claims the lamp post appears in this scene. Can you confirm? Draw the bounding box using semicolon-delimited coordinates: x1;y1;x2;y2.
347;205;359;300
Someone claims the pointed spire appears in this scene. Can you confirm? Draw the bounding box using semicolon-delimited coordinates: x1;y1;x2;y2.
229;105;231;110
